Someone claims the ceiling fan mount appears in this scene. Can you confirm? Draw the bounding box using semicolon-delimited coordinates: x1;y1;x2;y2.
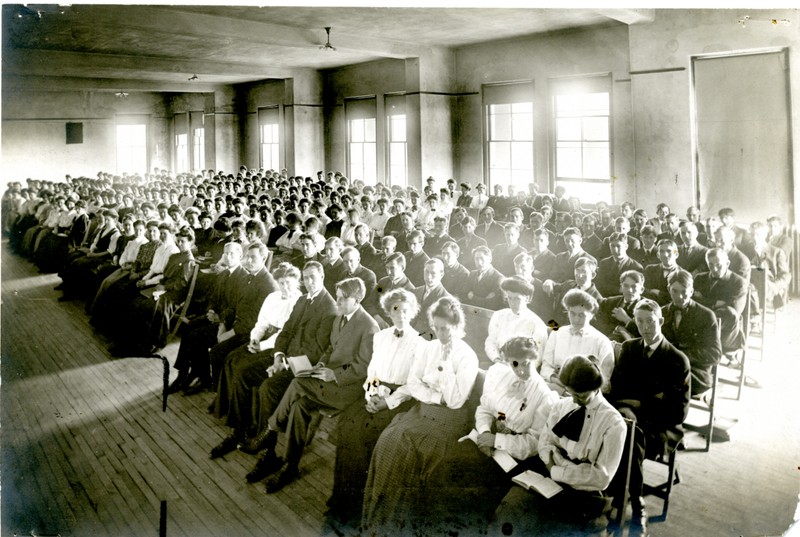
319;27;336;51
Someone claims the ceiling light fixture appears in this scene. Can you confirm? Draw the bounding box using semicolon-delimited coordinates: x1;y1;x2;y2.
114;92;129;98
738;15;791;28
319;27;336;52
188;74;199;81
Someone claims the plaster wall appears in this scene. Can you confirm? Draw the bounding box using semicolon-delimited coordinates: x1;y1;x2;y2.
628;8;799;222
1;90;168;184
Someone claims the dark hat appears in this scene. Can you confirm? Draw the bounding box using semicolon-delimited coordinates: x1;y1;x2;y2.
559;355;603;392
103;208;119;218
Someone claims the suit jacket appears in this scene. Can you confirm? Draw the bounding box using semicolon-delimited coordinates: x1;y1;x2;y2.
693;271;747;315
441;261;470;298
582;234;605;261
492;243;527;276
456;194;473;208
642;263;681;305
677;243;708;274
423;233;455;258
600;235;641;260
231;266;278;336
533;249;557;281
549;281;603;329
631;245;658;268
661;300;721;394
552;249;597;283
275;289;337;363
610;337;691;446
383;214;404;238
726;246;751;282
475;221;505;248
463;266;505;310
404;250;430;287
324;220;344;239
412;284;452;340
594;295;639;339
457;234;487;270
595;256;643;297
357;242;381;275
751;243;790;289
321;306;379;387
323;258;345;296
342;265;378;310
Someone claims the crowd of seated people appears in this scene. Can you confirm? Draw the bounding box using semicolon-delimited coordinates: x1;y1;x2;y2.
3;167;794;537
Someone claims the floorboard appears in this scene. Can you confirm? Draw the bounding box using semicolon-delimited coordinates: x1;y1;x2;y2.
2;244;799;537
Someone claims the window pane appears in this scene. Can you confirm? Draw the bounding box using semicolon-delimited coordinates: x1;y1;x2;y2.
556;95;581;117
490;103;511;115
490;110;512;141
511;112;533;141
582;142;610;179
556;142;582;178
350;120;364;143
557;180;612;204
489;141;511;171
364;119;376;143
511;142;533;171
390;115;406;142
512;102;532;114
583;92;610;115
583;117;608;141
557;118;581;141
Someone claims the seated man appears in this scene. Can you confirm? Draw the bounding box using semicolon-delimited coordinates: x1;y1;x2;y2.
411;258;451;340
440;240;470;298
475;206;505;248
609;298;691;537
290;233;323;270
354;223;380;275
321;236;345;296
642;238;681;305
493;355;626;537
594;269;645;342
370;252;415;328
492;223;527;277
595;232;643;297
250;277;379;493
456;216;487;271
714;226;751;282
340;246;377;313
601;216;641;260
630;225;659;268
551;227;596;283
423;215;455;258
403;229;430;287
661;270;721;398
677;221;708;275
749;221;791;311
463;245;505;310
692;248;747;354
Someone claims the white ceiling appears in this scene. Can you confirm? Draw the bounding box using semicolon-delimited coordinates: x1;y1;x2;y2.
2;5;652;94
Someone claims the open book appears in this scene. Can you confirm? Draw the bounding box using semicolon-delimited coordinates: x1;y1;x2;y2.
287;355;316;377
458;429;518;473
511;470;563;499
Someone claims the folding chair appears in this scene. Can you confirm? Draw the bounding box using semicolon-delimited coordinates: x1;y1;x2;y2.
169;262;200;339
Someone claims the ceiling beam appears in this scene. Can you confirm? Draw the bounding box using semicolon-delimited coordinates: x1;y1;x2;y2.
596;9;655;26
2;75;222;94
2;49;298;82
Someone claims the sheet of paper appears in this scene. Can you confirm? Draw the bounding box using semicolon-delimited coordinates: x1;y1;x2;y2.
492;449;518;473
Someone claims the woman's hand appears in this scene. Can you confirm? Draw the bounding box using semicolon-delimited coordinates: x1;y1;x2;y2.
366;396;388;414
476;432;496;457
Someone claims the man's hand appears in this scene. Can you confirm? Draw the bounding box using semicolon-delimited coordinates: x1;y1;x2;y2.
311;367;337;383
612;307;631;324
247;339;260;354
136;279;148;288
206;310;220;324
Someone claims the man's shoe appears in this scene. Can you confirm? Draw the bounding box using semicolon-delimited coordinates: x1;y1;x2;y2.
629;501;649;537
183;379;210;396
264;462;299;493
210;433;240;459
245;450;283;483
239;428;277;455
207;398;216;414
166;376;189;395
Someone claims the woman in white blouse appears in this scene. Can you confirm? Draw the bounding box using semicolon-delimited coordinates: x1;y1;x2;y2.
485;277;549;363
326;289;423;527
362;296;480;534
540;289;614;395
429;336;559;530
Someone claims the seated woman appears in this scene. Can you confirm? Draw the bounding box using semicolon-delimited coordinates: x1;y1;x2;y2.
429;336;559;531
325;289;423;527
485;277;549;363
361;296;480;535
542;257;603;329
540;289;614;395
491;355;626;537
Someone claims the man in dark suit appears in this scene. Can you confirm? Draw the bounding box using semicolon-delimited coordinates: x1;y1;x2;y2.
354;223;380;275
643;238;681;305
340;246;378;315
463;245;505;310
290;233;323;270
609;298;691;537
595;232;643;297
455;182;472;208
255;277;379;493
456;216;487;271
403;229;430;287
677;221;708;274
492;223;527;276
630;225;659;268
749;221;791;310
475;206;505;248
423;216;455;258
579;213;605;260
440;241;470;299
382;199;407;238
371;252;415;328
551;227;596;283
411;258;452;340
693;249;747;353
594;269;644;341
661;270;721;397
601;217;641;260
529;228;556;281
714;226;751;282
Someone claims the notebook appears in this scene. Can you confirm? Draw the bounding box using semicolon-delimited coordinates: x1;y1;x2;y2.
511;470;563;499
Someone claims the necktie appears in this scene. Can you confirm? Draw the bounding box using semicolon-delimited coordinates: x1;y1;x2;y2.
394;328;404;338
339;315;348;332
674;309;682;330
552;405;586;442
570;327;585;337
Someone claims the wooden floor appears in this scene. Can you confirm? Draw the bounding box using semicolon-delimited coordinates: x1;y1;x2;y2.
2;243;799;537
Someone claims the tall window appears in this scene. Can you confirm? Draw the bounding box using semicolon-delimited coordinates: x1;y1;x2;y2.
386;94;407;186
258;107;280;171
174;113;189;173
191;111;205;171
116;123;147;175
552;75;612;202
484;82;534;192
346;98;377;184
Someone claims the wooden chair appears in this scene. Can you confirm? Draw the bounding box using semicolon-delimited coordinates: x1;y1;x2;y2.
462;304;494;368
718;286;751;400
169;262;200;339
611;417;637;537
642;445;680;521
683;364;719;452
